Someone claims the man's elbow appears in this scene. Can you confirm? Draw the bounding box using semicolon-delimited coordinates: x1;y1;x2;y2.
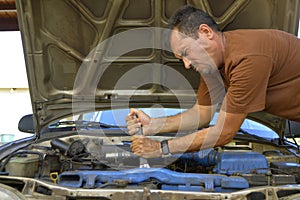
198;113;214;128
199;120;210;129
216;129;238;147
212;111;247;147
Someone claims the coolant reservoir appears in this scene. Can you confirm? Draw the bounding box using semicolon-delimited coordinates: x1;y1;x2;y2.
6;154;39;178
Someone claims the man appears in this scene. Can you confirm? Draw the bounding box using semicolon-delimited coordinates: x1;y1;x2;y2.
126;5;300;158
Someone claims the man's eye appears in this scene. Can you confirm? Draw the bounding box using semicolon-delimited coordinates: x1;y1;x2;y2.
182;48;188;57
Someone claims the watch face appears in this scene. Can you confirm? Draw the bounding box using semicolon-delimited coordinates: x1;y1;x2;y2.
161;140;170;155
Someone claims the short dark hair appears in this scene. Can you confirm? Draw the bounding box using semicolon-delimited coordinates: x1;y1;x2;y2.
168;5;220;39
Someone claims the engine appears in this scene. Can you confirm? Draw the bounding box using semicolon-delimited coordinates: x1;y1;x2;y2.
1;136;300;193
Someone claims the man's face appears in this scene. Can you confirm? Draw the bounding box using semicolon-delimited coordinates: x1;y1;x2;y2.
170;29;218;75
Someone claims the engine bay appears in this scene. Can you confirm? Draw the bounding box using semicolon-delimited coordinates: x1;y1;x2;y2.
1;133;299;193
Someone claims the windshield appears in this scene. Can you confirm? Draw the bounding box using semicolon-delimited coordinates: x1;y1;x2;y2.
210;113;278;139
81;108;185;127
51;108;278;139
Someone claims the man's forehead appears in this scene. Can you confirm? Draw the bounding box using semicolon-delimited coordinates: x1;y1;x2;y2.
170;31;183;56
170;29;194;52
171;32;191;58
171;29;186;41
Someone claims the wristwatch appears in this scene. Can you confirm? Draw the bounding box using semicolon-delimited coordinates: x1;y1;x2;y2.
161;140;171;157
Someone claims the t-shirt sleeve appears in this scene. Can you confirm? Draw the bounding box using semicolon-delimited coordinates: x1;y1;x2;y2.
221;55;273;114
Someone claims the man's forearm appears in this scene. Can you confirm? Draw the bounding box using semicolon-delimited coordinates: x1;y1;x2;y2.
150;104;215;134
167;126;226;153
167;111;247;154
168;128;208;153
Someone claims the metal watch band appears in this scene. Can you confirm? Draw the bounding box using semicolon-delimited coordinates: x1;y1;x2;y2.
161;140;170;156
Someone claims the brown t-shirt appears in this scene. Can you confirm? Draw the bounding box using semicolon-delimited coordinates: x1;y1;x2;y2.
197;29;300;122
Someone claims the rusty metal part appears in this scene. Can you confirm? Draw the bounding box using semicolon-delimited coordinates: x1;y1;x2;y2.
0;10;18;31
0;0;18;31
0;10;16;18
0;0;16;10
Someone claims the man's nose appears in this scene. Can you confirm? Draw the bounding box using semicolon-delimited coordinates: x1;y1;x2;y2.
182;58;191;69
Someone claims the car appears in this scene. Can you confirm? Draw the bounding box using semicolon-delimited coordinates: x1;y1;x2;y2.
0;0;299;199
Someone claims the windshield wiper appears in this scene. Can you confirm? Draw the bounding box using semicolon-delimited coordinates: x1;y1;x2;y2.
50;120;126;129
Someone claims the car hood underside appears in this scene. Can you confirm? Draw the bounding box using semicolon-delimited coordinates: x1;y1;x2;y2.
15;0;299;136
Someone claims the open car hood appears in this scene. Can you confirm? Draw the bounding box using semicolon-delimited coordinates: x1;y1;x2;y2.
16;0;300;136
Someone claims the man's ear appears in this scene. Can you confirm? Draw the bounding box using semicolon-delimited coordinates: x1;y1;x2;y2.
197;24;214;39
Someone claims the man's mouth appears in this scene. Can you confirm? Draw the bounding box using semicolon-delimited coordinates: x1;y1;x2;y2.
192;63;215;74
190;64;197;71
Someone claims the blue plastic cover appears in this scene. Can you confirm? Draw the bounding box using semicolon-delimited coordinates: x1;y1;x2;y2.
58;168;249;192
213;152;268;175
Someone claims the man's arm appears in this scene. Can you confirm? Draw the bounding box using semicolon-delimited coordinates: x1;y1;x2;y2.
130;110;246;158
127;103;217;135
168;110;247;153
151;103;217;134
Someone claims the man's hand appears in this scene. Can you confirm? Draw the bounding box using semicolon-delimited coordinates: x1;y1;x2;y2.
126;108;152;135
130;135;162;158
